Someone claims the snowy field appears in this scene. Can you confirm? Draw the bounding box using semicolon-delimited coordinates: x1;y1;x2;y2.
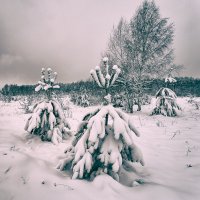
0;97;200;200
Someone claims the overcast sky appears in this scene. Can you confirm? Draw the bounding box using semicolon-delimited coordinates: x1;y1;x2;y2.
0;0;200;87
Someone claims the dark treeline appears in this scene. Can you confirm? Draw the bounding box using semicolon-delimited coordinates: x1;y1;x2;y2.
1;84;36;96
1;77;200;97
145;77;200;97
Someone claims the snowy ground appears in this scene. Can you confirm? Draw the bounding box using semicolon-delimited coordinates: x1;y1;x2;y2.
0;97;200;200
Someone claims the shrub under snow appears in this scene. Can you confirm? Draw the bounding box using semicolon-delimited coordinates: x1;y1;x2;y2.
152;87;181;117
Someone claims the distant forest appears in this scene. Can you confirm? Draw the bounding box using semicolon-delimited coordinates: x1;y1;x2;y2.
1;77;200;97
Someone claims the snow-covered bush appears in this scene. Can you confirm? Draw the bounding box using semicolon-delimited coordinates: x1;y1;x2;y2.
76;94;90;107
24;68;71;144
151;87;181;117
112;94;124;108
19;95;34;113
53;95;73;118
187;95;200;110
70;93;90;107
57;57;144;182
141;94;152;105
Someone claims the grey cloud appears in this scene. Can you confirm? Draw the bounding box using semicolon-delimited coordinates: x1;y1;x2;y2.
0;0;200;87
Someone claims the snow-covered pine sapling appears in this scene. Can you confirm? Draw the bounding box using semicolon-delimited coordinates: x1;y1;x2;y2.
151;87;181;117
25;68;71;144
57;58;144;183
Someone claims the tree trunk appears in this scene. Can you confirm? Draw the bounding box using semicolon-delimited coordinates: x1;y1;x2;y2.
105;88;109;125
137;100;142;111
126;91;133;113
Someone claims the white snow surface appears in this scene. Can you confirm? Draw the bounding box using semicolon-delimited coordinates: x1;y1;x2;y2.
0;97;200;200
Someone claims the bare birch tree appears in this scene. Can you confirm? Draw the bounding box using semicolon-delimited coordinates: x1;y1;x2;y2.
103;0;181;112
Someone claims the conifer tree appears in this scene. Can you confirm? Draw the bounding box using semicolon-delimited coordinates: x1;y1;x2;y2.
152;76;181;117
24;68;71;144
57;58;144;183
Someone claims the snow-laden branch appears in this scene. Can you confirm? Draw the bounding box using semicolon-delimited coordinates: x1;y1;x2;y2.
35;68;60;93
90;58;121;90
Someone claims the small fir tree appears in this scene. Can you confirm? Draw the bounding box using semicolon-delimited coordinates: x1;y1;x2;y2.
24;68;71;144
57;58;144;183
151;87;181;117
152;73;181;117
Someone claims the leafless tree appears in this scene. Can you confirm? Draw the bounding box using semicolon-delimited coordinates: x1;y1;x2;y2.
103;1;182;112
